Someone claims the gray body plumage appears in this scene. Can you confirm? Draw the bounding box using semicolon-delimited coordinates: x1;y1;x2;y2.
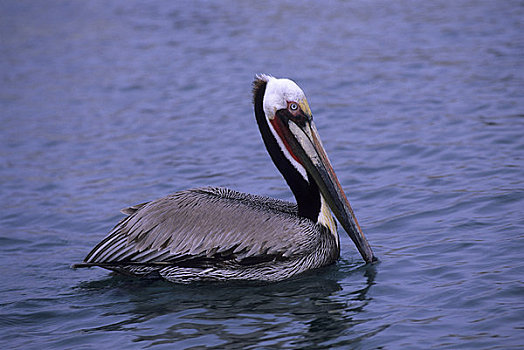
81;187;340;283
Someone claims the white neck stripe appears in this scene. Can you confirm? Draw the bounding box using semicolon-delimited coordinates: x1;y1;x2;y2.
266;119;309;182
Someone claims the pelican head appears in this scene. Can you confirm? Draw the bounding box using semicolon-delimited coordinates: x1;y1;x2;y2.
253;74;375;263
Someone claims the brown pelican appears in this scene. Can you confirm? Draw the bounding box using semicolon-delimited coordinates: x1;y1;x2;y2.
73;75;375;282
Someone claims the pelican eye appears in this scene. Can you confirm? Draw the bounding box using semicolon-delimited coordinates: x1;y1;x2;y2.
289;102;298;111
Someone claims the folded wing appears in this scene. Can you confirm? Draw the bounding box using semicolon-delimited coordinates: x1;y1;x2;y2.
84;187;318;268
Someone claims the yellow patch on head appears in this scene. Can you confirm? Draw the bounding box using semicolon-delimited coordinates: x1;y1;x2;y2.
298;98;312;117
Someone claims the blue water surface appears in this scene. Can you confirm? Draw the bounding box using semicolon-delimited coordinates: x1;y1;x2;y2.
1;1;523;349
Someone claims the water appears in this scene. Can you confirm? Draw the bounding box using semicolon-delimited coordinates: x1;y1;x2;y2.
1;0;523;348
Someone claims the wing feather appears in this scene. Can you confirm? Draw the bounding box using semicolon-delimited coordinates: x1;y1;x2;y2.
85;187;318;267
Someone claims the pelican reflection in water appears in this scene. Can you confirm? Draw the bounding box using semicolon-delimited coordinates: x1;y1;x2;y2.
73;75;375;282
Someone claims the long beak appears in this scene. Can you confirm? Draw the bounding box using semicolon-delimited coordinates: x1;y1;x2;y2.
286;116;375;263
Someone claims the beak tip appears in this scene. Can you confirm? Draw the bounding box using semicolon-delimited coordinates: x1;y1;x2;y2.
359;243;376;264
